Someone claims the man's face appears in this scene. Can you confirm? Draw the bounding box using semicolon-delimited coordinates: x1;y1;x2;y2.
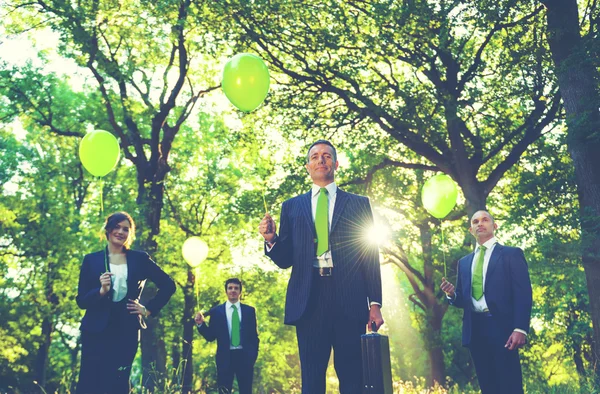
226;283;241;303
469;211;497;244
305;144;339;185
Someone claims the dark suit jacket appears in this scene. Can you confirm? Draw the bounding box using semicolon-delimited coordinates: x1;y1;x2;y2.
452;244;533;346
76;249;176;333
197;303;260;370
266;188;382;325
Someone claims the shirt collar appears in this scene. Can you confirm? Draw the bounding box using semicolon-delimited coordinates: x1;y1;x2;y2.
311;182;337;198
476;237;497;252
226;300;241;309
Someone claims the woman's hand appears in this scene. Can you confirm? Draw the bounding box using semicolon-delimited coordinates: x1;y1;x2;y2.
127;299;151;317
98;272;114;296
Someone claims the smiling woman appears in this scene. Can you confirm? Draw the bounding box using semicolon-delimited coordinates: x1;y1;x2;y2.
75;211;176;394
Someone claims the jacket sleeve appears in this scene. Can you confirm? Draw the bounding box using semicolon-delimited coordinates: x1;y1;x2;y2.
362;197;382;306
450;258;465;309
510;248;532;332
265;200;294;269
197;308;218;342
141;252;176;315
251;307;260;352
76;254;109;309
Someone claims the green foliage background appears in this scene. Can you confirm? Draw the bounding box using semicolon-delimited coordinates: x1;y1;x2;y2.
1;0;598;393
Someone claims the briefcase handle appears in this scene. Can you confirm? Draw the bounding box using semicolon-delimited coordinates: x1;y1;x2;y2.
371;321;377;333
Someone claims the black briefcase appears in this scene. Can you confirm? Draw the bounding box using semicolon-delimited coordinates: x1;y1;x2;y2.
361;323;393;394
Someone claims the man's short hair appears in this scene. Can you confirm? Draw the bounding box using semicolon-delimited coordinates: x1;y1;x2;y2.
471;210;495;224
225;278;242;292
306;139;337;163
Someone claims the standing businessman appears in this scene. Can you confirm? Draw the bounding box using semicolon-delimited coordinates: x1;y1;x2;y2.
195;278;259;394
440;210;532;394
259;139;384;394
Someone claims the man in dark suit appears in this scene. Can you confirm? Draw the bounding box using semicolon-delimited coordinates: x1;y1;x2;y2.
194;278;259;394
259;139;384;394
440;210;532;394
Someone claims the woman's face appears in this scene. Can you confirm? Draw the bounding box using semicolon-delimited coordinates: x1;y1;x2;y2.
108;219;131;248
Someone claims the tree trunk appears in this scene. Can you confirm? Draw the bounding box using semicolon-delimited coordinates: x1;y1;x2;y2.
428;304;447;386
34;260;58;390
419;224;448;385
141;312;168;391
34;316;52;389
181;269;196;393
542;0;600;380
138;170;170;391
460;180;488;219
171;338;181;385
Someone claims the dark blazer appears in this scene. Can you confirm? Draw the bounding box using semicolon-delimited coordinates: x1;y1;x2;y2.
452;244;532;346
266;188;382;325
197;303;260;370
76;249;176;333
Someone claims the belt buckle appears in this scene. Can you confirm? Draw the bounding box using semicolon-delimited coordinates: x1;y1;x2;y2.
318;267;332;277
474;309;492;317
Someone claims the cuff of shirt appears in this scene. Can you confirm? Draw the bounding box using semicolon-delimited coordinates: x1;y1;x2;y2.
513;328;527;336
265;235;278;251
370;302;381;307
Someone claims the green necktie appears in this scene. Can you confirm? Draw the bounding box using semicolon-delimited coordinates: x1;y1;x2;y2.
472;245;487;300
231;305;240;347
315;188;329;256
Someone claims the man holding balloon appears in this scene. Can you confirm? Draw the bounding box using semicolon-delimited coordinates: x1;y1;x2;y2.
194;278;259;394
259;139;384;394
440;210;532;394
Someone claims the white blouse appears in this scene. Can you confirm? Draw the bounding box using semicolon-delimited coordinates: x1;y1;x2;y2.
110;263;128;302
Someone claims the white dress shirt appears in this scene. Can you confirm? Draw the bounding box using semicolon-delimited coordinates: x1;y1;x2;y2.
226;300;243;350
264;182;338;267
110;263;128;302
470;237;527;336
311;182;337;268
471;237;498;312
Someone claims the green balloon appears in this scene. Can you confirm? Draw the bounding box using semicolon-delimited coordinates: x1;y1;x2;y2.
78;130;120;177
222;53;270;112
421;174;458;219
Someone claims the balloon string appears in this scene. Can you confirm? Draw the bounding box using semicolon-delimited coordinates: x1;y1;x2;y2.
263;189;268;215
195;267;200;309
441;223;447;278
98;177;104;215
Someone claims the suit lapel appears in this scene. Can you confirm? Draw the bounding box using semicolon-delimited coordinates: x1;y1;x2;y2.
462;253;475;301
219;303;227;320
485;244;503;287
331;188;348;233
124;249;137;291
299;191;316;238
95;250;108;275
239;304;247;338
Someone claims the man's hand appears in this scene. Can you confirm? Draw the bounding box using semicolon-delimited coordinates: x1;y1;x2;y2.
194;312;205;325
440;277;455;298
505;331;527;350
259;214;277;243
368;305;384;332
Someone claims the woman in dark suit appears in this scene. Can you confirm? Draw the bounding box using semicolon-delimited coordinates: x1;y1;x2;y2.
76;212;176;394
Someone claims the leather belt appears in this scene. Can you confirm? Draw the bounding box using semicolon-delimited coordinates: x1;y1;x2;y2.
473;309;492;317
315;267;333;277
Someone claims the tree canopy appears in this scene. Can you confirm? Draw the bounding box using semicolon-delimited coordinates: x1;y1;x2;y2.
1;0;598;392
